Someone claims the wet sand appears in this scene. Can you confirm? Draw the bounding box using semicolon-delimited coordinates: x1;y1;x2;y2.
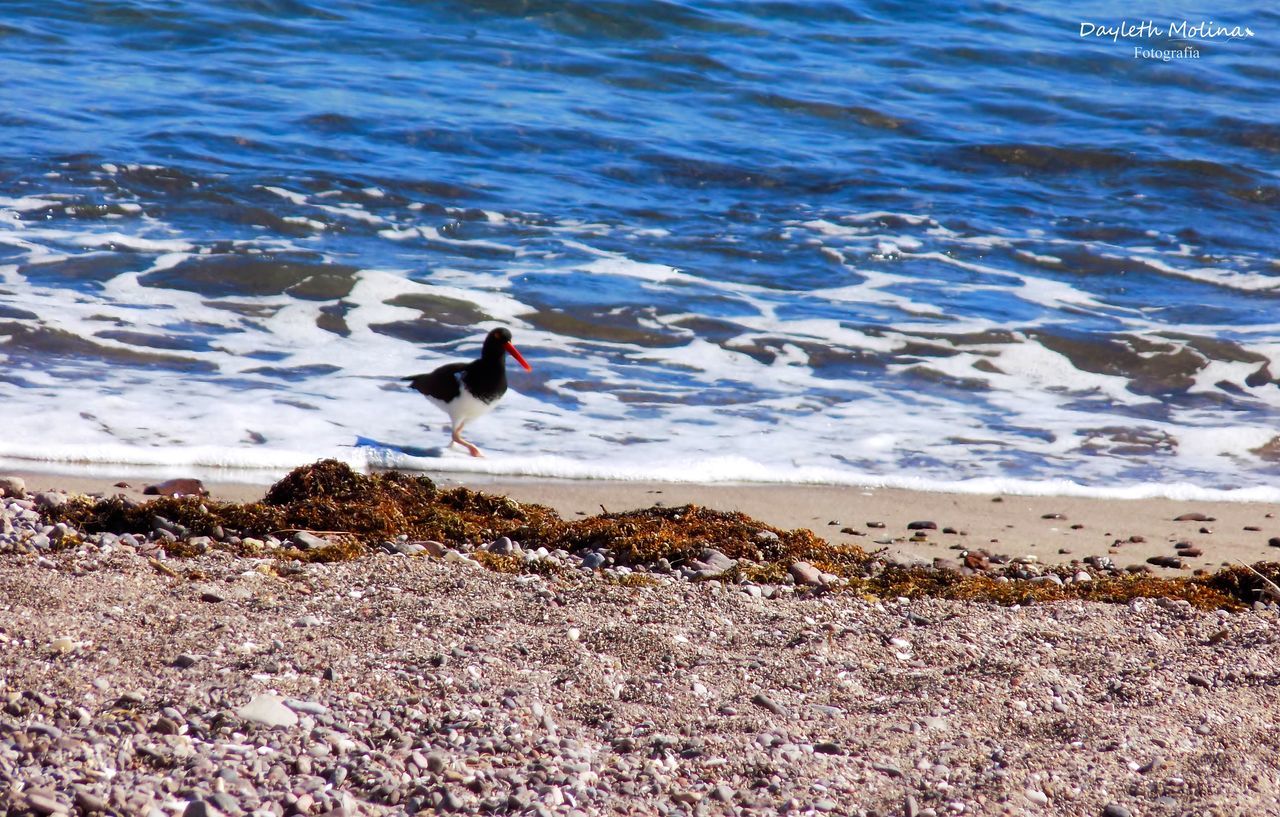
9;467;1280;572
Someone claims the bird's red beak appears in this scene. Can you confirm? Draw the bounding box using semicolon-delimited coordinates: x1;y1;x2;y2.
505;342;532;372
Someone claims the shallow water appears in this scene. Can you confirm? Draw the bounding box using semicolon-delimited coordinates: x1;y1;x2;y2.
1;2;1278;496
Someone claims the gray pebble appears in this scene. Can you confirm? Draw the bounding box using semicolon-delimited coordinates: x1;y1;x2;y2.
72;789;109;813
420;540;447;557
750;692;788;717
688;548;736;579
236;694;299;728
34;491;67;509
488;536;518;555
292;531;328;550
284;698;329;715
25;790;68;815
183;800;225;817
788;561;823;586
0;475;27;498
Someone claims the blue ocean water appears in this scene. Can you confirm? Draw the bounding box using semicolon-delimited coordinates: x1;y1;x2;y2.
1;1;1278;496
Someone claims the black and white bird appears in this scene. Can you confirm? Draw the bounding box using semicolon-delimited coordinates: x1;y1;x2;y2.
403;327;532;458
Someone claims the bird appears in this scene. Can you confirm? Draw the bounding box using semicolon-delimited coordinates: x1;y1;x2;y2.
403;327;532;458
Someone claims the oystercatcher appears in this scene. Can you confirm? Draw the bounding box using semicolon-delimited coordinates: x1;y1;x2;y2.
403;327;532;457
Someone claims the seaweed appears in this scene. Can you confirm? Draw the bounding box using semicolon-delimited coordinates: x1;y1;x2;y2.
43;459;1280;609
50;460;565;560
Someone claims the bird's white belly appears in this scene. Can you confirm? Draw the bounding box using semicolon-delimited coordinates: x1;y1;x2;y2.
428;389;494;427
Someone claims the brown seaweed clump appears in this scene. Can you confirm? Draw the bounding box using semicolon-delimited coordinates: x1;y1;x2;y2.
50;460;566;560
855;563;1248;610
42;459;1280;610
556;504;868;578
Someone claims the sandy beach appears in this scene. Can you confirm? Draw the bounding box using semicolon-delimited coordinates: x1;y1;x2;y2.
11;467;1280;573
3;506;1280;816
5;462;1280;815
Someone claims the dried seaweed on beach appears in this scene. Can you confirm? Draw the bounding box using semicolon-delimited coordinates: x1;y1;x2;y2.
44;459;1280;610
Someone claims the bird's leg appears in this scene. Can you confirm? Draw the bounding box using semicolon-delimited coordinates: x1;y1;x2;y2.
451;423;484;458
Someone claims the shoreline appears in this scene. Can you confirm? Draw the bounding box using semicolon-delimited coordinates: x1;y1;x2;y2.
7;465;1280;572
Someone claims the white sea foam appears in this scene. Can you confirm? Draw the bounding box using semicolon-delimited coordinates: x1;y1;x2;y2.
1125;253;1280;292
8;439;1279;504
3;195;1279;501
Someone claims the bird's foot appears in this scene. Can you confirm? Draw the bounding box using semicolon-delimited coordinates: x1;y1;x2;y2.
451;432;484;458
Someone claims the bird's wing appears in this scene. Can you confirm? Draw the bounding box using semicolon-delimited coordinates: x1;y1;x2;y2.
404;362;469;402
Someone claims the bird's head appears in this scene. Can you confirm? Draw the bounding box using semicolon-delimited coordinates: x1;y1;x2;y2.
483;327;532;371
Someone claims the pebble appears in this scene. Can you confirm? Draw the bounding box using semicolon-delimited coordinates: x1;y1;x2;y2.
0;475;26;498
1102;805;1132;817
750;692;788;717
236;694;299;728
1174;512;1212;522
285;698;329;715
144;478;209;497
488;536;518;555
25;790;68;815
907;520;937;530
788;561;823;586
73;790;109;813
1147;555;1185;569
422;540;448;560
687;548;736;579
292;531;328;550
183;800;225;817
34;491;68;509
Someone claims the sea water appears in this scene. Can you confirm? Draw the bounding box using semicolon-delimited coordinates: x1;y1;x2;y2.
1;1;1278;499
